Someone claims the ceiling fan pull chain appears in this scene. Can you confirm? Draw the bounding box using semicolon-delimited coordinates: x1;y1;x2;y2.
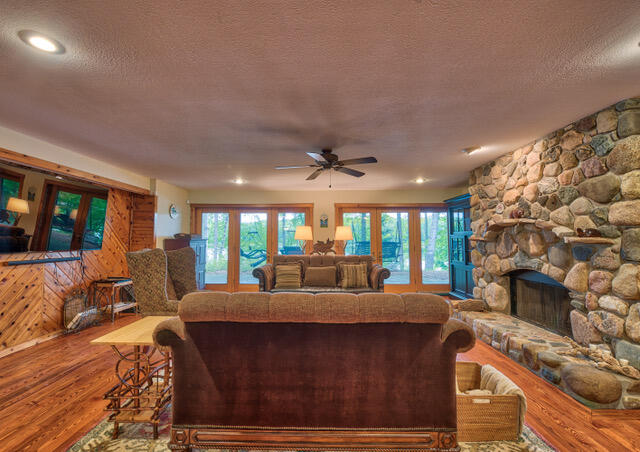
329;170;332;189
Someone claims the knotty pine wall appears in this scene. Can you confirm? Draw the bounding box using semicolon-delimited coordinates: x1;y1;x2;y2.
0;188;155;356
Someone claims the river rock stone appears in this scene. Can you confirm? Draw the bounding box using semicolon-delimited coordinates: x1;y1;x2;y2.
471;249;484;267
574;216;597;231
564;262;589;292
485;282;508;311
516;231;546;257
576;115;596;132
577;173;620;203
586;292;599;311
549;242;571;268
569;197;593;215
629;380;640;394
548;265;566;282
609;200;640;226
561;364;622;404
596;109;618;134
538;177;559;195
542;146;562;164
626;304;640;343
484;254;501;275
589;271;613;294
572;245;596;261
575;145;595;161
513;251;544;271
622;170;640;199
559;151;578;170
598;225;621;238
597;295;629;316
618;110;640;138
616;98;640;111
607;135;640;174
523;183;538;202
588;310;625;338
581;157;607;178
522;342;548;371
572;168;586;186
561;130;584;151
552;226;574;238
622;396;640;409
538;351;568;368
615;339;640;370
612;264;640;299
543;162;562;177
558;186;580;205
590;207;609;226
558;169;574;185
527;161;544;183
496;233;517;258
622;229;640;262
592;248;621;271
545;193;562;211
592;134;615;157
570;309;602;345
503;189;520;205
550;206;574;227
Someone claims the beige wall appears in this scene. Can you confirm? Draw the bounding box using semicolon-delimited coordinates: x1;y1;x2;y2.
153;179;190;247
0;124;150;191
187;187;467;241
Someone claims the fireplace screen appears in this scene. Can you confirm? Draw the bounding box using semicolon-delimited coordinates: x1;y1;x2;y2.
509;270;572;336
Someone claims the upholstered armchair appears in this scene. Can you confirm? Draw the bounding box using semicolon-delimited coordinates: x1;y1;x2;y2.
126;247;199;316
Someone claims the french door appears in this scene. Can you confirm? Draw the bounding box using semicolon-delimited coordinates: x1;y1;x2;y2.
336;204;449;293
191;204;313;291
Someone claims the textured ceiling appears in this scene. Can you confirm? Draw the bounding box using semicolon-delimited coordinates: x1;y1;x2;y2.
1;1;640;191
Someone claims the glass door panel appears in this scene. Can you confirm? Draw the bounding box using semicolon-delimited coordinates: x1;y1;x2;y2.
82;197;107;250
380;211;410;284
202;212;230;284
342;212;371;255
420;211;449;284
47;190;82;251
277;212;306;255
239;212;268;284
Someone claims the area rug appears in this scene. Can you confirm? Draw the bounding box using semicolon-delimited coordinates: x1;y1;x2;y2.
68;407;555;452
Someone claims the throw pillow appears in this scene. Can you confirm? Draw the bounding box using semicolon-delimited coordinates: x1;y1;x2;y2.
303;266;337;287
339;262;369;289
274;264;302;289
166;275;178;301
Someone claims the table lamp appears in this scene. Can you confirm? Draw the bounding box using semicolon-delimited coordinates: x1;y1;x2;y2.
6;197;30;226
334;225;353;253
294;225;313;253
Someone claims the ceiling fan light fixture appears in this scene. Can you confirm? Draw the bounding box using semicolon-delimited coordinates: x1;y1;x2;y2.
415;177;426;184
233;177;245;185
461;146;482;155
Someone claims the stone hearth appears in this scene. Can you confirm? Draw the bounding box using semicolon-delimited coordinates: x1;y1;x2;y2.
468;96;640;375
455;310;640;409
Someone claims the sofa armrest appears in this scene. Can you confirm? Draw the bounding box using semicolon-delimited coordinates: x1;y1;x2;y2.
252;264;275;292
153;316;186;348
369;264;391;291
441;318;476;353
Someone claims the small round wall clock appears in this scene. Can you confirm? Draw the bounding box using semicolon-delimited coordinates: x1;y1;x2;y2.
169;204;179;219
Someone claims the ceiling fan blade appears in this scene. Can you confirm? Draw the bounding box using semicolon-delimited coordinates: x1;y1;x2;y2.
335;167;365;178
336;156;378;166
306;169;324;180
275;165;318;170
306;152;327;162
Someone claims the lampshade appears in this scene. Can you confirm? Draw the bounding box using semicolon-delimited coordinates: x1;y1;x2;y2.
6;197;29;214
294;225;313;241
335;225;353;241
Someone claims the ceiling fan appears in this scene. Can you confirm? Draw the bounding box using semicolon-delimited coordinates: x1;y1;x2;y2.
275;148;378;181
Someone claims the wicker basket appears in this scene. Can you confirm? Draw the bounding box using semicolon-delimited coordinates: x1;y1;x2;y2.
456;361;522;442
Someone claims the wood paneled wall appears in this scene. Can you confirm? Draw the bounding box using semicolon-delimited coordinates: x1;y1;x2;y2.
0;188;146;356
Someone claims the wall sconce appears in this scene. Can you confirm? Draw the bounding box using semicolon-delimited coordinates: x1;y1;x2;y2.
334;225;353;253
294;225;313;253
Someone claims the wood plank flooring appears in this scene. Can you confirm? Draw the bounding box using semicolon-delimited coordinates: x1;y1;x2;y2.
1;314;638;451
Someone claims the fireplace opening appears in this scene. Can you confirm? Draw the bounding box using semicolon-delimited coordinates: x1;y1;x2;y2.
509;270;572;336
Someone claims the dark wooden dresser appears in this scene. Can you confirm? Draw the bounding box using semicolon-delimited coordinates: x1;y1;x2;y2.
163;236;206;289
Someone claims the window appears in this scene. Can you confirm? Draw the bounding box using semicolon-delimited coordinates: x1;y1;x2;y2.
0;169;24;225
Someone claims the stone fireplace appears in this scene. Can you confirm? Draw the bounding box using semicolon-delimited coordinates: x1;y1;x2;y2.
509;270;571;337
458;96;640;409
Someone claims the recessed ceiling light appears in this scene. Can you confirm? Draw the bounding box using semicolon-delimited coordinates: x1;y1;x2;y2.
461;146;482;155
18;30;65;54
415;177;426;184
234;178;245;185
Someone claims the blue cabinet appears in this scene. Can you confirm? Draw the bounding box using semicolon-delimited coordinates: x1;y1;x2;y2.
445;194;474;299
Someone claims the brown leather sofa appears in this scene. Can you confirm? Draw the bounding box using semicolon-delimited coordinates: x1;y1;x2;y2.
252;254;391;293
154;291;475;451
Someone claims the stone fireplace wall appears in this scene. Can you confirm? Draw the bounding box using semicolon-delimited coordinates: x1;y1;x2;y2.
468;97;640;370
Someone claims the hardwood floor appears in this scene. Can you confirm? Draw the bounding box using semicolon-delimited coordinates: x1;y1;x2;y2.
1;315;639;451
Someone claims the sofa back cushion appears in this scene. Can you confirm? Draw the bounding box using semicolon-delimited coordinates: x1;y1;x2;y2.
274;264;302;289
303;266;337;287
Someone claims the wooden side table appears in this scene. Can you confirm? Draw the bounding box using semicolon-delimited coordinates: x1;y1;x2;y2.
92;277;136;322
91;316;174;439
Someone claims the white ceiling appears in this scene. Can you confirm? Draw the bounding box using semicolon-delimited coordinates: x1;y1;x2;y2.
0;1;639;191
